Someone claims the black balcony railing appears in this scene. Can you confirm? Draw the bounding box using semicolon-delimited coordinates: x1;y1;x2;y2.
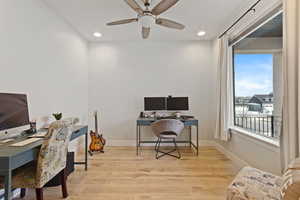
234;115;277;139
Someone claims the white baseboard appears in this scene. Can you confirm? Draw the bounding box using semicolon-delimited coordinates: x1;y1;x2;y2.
213;141;249;170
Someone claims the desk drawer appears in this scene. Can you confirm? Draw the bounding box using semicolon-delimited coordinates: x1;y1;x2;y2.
11;148;39;170
137;120;154;126
184;120;198;126
71;126;87;141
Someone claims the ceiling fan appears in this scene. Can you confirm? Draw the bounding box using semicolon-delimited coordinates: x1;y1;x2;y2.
106;0;185;39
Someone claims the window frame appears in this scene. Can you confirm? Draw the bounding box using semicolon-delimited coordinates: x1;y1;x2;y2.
228;6;283;144
231;52;275;140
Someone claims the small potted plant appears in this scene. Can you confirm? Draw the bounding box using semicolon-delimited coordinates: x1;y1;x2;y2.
52;113;62;121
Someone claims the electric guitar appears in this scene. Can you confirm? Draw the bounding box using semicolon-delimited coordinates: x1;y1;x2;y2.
89;111;106;155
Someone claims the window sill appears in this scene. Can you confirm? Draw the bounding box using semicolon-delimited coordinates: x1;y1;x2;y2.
230;127;280;148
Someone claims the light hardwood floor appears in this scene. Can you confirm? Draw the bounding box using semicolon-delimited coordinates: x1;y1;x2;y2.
17;146;238;200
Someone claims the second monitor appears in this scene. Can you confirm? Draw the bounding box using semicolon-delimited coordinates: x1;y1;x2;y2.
167;97;189;111
144;96;189;111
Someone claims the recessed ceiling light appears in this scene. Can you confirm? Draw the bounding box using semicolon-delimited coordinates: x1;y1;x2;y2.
197;31;206;37
93;32;102;38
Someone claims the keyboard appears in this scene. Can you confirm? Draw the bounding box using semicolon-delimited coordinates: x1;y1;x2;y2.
157;116;177;120
181;115;194;120
10;138;42;147
156;115;194;120
28;131;48;138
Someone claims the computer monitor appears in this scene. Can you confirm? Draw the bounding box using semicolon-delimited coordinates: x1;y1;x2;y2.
0;93;30;138
144;97;167;111
167;97;189;111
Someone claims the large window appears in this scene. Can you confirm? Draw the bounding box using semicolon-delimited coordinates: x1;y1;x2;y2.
232;13;282;140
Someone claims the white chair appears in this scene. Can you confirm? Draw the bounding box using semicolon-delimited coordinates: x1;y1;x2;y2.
151;119;184;159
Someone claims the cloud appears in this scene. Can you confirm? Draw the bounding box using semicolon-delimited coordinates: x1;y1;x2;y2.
237;80;267;90
234;54;273;97
235;79;273;97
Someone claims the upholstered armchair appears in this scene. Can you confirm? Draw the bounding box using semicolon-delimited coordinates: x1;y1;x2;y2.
227;158;300;200
151;119;184;159
0;120;72;200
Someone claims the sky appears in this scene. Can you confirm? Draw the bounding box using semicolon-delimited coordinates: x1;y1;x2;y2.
234;54;273;97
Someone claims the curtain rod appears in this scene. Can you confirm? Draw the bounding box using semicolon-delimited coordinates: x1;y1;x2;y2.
218;0;262;39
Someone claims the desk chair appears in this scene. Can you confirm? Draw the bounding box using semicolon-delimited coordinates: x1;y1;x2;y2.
151;119;184;159
0;120;72;200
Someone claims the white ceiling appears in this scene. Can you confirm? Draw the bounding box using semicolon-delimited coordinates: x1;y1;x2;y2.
43;0;271;42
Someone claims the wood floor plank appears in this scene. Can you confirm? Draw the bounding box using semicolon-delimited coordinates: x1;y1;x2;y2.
16;146;237;200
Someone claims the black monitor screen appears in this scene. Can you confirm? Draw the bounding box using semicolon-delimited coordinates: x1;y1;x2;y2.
0;93;30;131
167;97;189;111
144;97;166;111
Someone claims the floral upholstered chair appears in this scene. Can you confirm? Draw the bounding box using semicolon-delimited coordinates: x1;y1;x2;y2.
0;120;72;200
227;158;300;200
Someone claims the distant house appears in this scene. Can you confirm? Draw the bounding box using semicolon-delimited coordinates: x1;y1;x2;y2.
249;93;274;105
248;93;274;113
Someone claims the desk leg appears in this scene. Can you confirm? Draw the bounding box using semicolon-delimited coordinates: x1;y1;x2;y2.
85;130;88;171
4;171;12;200
196;124;199;156
189;126;192;148
136;124;139;156
138;126;141;147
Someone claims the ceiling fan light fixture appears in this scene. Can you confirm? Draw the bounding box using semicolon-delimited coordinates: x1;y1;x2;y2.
93;32;102;38
140;15;154;28
197;31;206;37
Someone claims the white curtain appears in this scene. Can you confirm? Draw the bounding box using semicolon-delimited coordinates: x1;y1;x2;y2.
215;35;234;141
281;0;300;170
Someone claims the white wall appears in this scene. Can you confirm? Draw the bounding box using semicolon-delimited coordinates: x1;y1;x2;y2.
88;41;215;144
0;0;88;146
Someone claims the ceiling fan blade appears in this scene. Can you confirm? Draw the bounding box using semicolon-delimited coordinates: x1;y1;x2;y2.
156;18;185;30
142;27;150;39
152;0;179;15
106;18;138;26
124;0;144;15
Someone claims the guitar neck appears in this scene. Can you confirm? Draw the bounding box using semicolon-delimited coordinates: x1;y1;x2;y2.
95;112;99;134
